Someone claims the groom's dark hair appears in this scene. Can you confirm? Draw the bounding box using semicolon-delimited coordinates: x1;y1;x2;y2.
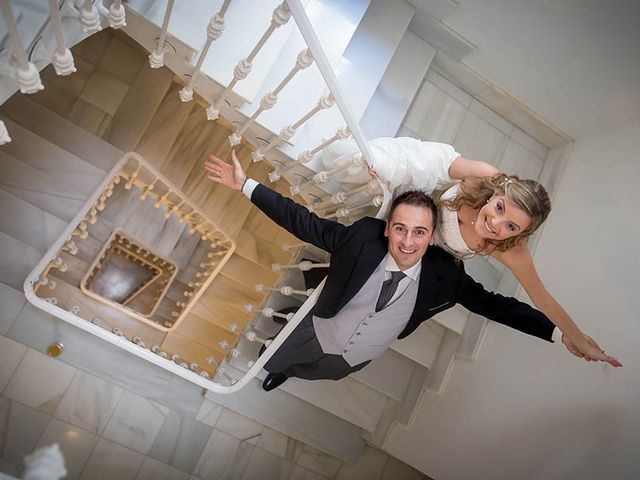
388;191;437;229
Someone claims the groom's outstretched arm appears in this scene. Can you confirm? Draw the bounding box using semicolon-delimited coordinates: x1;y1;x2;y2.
205;152;354;254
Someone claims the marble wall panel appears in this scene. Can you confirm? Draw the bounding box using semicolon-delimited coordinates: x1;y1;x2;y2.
426;71;473;108
214;409;264;444
239;447;294;480
511;127;549;161
288;465;326;480
0;458;21;477
194;399;224;427
380;455;425;480
404;80;467;144
3;349;76;415
102;391;169;454
453;111;509;165
335;445;389;480
295;444;342;478
0;336;26;393
135;457;189;480
55;370;124;435
35;418;99;480
0;397;51;465
193;429;254;480
498;140;544;181
148;411;212;473
468;100;514;136
0;283;26;335
79;438;144;480
256;427;303;463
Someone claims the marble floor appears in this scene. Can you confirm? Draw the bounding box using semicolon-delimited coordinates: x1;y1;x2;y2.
0;334;428;480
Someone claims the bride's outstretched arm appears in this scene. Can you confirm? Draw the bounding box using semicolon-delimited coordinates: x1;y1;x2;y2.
448;156;501;180
491;245;622;367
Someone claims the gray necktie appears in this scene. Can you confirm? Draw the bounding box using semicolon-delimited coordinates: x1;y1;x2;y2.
375;271;406;312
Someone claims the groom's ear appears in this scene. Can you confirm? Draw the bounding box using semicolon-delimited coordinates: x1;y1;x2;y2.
384;221;390;237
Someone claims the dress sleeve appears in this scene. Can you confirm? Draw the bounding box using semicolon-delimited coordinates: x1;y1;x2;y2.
369;138;460;193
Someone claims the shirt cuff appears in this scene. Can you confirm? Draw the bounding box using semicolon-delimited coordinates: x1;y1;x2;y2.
242;178;259;198
551;327;563;344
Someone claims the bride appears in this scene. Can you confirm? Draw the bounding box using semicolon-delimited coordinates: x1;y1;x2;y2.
324;137;621;367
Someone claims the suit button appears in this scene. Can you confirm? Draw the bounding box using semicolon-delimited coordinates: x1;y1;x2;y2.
349;341;354;345
343;349;348;353
355;332;361;336
363;322;368;326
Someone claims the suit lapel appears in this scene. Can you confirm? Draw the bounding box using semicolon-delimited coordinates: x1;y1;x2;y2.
338;238;387;308
411;253;444;321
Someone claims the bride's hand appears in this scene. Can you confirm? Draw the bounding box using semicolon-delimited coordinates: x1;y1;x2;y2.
367;165;378;179
562;333;622;367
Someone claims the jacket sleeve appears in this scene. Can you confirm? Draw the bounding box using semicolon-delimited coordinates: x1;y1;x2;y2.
455;267;555;342
250;183;353;254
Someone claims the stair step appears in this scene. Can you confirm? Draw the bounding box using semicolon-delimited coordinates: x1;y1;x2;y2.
0;94;123;173
0;230;44;290
205;377;366;464
0;188;67;253
104;62;175;151
135;84;195;169
190;295;253;333
390;321;447;370
0;150;87;223
0;118;105;197
234;229;294;269
175;311;239;354
350;349;419;403
161;331;225;373
221;254;281;291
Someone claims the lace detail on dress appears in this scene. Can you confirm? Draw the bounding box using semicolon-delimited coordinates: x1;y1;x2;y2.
436;185;476;260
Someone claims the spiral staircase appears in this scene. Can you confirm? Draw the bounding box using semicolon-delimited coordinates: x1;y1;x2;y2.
0;0;568;469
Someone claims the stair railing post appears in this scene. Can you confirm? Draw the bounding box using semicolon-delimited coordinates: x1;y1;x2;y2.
0;2;44;94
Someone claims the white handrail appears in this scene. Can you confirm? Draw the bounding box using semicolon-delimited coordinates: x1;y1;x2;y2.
285;0;375;170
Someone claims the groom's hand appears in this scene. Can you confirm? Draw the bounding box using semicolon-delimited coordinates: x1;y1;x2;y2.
204;150;246;191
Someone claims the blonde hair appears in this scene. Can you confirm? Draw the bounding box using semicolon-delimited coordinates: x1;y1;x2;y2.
440;174;551;252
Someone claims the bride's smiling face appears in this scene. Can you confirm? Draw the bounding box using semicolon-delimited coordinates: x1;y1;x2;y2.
475;194;532;240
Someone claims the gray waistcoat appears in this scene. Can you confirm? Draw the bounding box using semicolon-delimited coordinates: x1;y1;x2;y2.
313;258;419;366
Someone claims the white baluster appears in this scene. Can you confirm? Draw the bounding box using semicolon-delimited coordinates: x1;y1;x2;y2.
207;1;291;120
50;256;67;272
252;94;334;162
229;49;314;146
281;242;308;251
255;283;313;297
0;120;11;145
243;330;272;346
107;0;126;29
324;195;384;220
0;2;44;94
243;304;292;322
149;0;175;68
215;366;237;384
179;0;232;102
165;199;185;218
47;0;76;76
310;180;379;212
78;0;101;33
229;348;255;368
62;239;78;255
269;126;351;182
271;260;329;272
140;178;158;200
124;164;141;189
290;154;365;195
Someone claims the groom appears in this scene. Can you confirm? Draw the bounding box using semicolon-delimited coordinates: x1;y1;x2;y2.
205;152;574;391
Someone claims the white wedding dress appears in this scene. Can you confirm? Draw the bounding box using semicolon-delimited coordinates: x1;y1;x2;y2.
321;137;476;259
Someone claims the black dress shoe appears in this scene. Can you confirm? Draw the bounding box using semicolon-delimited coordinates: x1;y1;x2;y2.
262;372;288;391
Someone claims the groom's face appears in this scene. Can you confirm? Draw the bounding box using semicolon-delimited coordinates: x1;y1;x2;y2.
385;203;435;271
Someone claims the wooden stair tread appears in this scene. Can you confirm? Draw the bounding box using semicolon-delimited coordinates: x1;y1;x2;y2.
221;254;281;291
135;84;196;169
104;63;175;151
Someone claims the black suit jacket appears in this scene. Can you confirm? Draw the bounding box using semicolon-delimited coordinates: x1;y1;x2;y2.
251;183;555;342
